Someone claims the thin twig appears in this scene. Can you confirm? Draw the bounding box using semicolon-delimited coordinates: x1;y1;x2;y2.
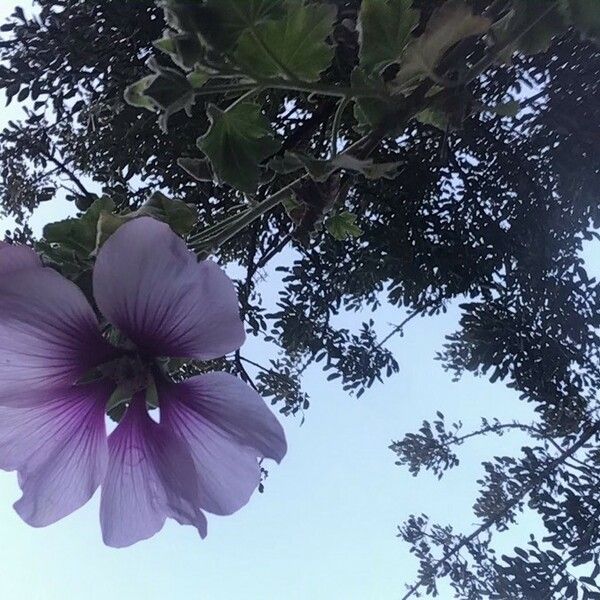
234;350;259;391
454;422;543;445
34;145;93;198
255;232;293;270
377;307;429;348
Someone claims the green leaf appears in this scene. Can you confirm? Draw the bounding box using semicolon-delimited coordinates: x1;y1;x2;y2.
44;196;115;255
282;195;305;224
154;35;177;56
164;0;284;52
491;0;569;58
187;66;210;88
145;378;160;409
94;192;197;249
143;58;195;131
105;384;132;415
325;211;363;240
95;211;125;249
125;58;195;131
351;67;392;132
235;1;336;81
415;107;449;130
392;0;491;93
357;0;418;74
137;191;197;236
154;31;206;70
197;102;281;194
568;0;600;42
142;60;192;109
123;75;156;110
107;402;127;424
162;0;207;33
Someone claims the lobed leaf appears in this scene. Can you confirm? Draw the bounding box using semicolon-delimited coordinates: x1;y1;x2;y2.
197;102;281;194
325;211;363;240
357;0;418;74
234;0;336;81
163;0;284;52
391;0;491;93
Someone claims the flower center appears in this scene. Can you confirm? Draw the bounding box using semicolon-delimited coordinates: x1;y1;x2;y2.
76;351;159;422
78;327;171;421
100;354;151;392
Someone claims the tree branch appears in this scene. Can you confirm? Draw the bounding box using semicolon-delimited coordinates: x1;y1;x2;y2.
454;422;542;445
377;305;437;348
33;144;93;198
400;421;600;600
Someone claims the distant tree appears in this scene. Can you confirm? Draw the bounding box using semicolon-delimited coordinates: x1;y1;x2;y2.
1;0;599;596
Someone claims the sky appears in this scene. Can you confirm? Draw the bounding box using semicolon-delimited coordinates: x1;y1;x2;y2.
0;3;596;600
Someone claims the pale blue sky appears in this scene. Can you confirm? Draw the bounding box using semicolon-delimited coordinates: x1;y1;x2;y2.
0;3;594;599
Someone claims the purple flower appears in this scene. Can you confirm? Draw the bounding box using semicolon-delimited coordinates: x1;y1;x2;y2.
0;218;286;547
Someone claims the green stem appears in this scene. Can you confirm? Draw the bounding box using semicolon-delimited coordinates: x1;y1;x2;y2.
188;209;251;243
192;83;255;97
193;79;391;102
196;175;307;251
225;86;264;112
330;97;350;158
191;216;248;246
260;78;390;100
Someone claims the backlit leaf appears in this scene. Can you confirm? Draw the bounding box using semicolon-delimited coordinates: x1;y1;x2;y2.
351;68;393;132
392;0;491;93
44;196;115;255
326;211;363;240
357;0;418;74
235;1;336;81
164;0;284;52
568;0;600;42
490;0;569;58
197;102;281;194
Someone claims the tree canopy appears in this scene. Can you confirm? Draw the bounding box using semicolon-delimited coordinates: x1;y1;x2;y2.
1;0;600;596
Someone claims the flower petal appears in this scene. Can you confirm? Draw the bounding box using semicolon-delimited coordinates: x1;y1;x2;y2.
0;268;115;406
0;241;41;274
93;217;245;360
100;394;207;548
159;373;287;515
0;382;111;527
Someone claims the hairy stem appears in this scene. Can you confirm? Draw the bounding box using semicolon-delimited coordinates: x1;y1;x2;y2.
330;97;350;158
198;175;307;251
